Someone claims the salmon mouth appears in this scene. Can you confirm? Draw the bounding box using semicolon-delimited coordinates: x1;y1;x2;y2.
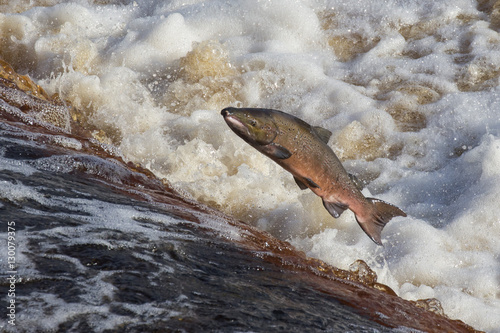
220;107;232;117
221;108;253;139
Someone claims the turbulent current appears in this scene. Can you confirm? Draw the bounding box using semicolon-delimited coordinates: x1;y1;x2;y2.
0;72;477;333
0;0;500;332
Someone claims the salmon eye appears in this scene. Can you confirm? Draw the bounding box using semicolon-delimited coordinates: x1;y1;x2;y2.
249;119;257;126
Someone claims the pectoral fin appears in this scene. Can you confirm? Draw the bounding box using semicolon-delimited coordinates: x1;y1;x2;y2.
261;143;292;159
322;200;348;218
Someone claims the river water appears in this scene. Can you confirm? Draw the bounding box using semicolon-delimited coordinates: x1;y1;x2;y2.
0;88;476;332
0;119;390;332
0;0;499;331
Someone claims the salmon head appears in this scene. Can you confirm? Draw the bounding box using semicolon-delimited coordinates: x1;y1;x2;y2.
221;107;279;146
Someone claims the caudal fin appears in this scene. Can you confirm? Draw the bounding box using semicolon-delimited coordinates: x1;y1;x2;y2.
355;198;406;246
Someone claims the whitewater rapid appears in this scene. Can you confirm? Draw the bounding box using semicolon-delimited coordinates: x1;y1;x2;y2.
1;0;499;331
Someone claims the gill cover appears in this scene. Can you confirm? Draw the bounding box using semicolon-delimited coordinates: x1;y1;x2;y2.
222;107;279;146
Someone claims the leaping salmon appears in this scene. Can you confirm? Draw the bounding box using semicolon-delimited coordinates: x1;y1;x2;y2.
221;107;406;245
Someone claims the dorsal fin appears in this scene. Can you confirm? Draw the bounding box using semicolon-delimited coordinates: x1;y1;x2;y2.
312;126;332;144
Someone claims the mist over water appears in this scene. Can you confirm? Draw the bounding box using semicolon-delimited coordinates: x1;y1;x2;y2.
1;0;500;331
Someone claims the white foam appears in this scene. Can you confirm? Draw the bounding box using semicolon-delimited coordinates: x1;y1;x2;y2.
3;0;500;330
0;165;223;332
0;178;49;205
0;153;37;177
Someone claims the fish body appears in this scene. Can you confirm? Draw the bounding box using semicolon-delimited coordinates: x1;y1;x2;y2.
221;107;406;245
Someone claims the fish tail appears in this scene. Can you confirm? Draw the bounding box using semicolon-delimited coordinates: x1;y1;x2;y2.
355;198;406;246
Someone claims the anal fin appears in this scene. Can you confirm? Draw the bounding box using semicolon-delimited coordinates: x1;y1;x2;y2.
322;200;348;218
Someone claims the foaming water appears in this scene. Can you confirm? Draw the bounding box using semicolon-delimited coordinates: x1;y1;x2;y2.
1;0;500;331
1;87;478;332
